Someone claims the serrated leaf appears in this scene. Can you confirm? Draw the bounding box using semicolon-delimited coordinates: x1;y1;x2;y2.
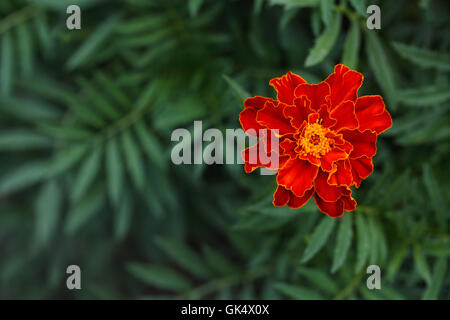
16;22;33;77
127;263;191;291
106;138;124;205
355;214;370;272
392;42;450;71
341;19;361;69
305;12;342;67
71;147;102;202
273;282;323;299
301;218;336;263
134;121;166;170
331;215;353;273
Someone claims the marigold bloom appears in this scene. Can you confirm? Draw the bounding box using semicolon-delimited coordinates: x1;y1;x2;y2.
240;64;392;217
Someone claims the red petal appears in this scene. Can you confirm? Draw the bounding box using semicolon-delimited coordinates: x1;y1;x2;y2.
328;159;353;187
242;141;288;173
314;169;347;202
355;95;393;134
240;96;274;134
350;156;373;187
273;185;290;207
314;193;344;217
320;147;348;172
342;194;357;211
269;72;307;105
325;64;363;110
288;188;314;209
293;82;330;110
342;129;377;159
277;158;319;197
280;138;297;158
283;96;311;129
330;101;359;132
256;101;295;136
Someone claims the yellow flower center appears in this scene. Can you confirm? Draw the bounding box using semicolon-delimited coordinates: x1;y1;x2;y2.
299;122;332;158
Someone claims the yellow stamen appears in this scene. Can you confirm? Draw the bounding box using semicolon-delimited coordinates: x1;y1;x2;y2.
299;122;332;158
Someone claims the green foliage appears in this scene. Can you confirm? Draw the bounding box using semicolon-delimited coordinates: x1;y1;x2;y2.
0;0;449;300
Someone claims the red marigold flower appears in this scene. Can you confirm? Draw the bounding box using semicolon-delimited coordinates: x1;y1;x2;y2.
239;64;393;217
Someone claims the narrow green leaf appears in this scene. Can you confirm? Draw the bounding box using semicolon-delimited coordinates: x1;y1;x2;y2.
0;161;48;197
366;31;397;107
305;12;342;67
223;75;250;103
423;164;447;223
319;0;334;26
16;22;33;77
66;14;121;70
392;42;450;71
1;31;13;96
349;0;367;16
34;180;62;249
413;245;432;284
121;131;145;190
71;147;102;202
331;215;353;273
297;266;339;295
301;218;336;263
341;19;361;69
397;86;450;107
0;130;52;151
189;0;204;17
114;191;132;240
127;263;191;291
422;257;447;300
154;237;211;278
65;192;104;235
134;121;166;170
46;144;89;176
355;214;370;272
106;138;124;205
273;282;323;300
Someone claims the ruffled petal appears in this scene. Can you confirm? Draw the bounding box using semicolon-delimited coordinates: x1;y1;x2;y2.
342;129;377;159
283;96;311;129
256;101;295;136
325;64;363;110
355;95;393;134
314;193;344;217
273;185;291;206
269;71;307;105
242;142;289;173
329;101;359;132
240;96;274;134
293;82;330;110
314;169;347;202
350;156;374;188
328;159;353;187
277;158;319;197
320;147;348;171
288;187;314;209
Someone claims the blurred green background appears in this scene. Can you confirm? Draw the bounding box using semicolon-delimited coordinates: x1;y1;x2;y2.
0;0;449;299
